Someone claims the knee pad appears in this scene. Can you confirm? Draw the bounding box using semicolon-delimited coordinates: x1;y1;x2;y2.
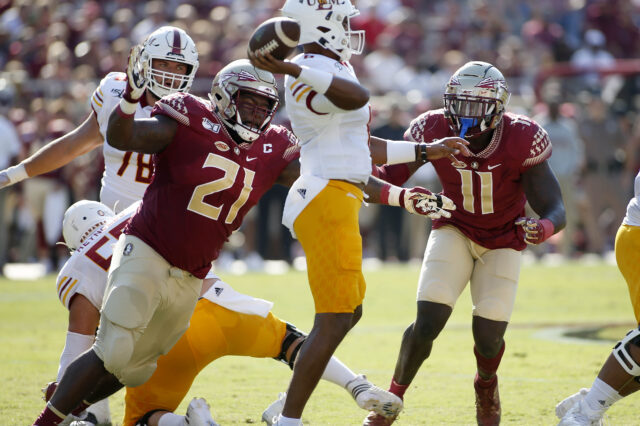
274;323;307;369
120;362;157;387
613;326;640;376
95;319;136;378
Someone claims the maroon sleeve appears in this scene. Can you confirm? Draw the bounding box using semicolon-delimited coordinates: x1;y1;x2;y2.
151;93;212;128
505;115;552;172
372;163;412;186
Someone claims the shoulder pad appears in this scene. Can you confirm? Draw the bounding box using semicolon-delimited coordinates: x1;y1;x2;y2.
152;93;214;128
503;113;552;167
407;110;447;142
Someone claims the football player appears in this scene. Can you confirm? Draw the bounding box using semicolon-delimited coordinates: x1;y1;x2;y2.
17;25;199;426
556;169;640;425
358;61;567;426
34;51;456;426
248;1;471;425
0;25;199;213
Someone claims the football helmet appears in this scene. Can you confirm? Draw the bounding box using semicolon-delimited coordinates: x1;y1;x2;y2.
140;26;199;99
281;0;364;61
209;59;279;142
443;61;510;137
62;201;115;250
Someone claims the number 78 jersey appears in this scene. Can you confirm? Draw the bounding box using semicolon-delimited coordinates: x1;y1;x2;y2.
406;110;552;250
91;72;155;212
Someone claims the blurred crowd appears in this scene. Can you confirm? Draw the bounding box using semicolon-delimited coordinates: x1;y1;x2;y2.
1;0;640;274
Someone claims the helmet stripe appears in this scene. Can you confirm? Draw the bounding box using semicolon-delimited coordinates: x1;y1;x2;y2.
171;29;182;54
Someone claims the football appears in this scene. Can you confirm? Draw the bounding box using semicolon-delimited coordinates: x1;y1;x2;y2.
248;17;300;61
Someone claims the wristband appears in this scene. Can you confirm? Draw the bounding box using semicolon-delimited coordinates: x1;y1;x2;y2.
417;143;428;162
118;98;137;116
386;140;417;165
298;66;333;95
5;164;28;183
380;183;403;207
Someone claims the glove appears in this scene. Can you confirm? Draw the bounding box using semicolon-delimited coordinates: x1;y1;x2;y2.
401;187;455;219
0;171;9;189
123;45;147;103
515;217;555;245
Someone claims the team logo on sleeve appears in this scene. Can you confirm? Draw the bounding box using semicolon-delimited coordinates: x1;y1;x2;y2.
214;141;230;152
202;117;221;133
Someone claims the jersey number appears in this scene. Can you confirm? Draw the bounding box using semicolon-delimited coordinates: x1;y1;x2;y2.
187;153;255;224
85;220;128;271
457;170;494;214
117;152;154;184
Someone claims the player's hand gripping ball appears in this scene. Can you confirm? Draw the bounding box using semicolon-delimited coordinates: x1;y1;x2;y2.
248;17;300;61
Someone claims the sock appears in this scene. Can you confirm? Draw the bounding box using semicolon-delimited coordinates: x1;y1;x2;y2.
158;412;184;426
275;414;302;426
85;398;110;424
474;341;505;378
57;332;94;381
389;378;410;400
33;403;66;426
321;356;357;387
583;377;622;413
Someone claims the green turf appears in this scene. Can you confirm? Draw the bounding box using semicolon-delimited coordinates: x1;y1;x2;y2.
1;261;637;425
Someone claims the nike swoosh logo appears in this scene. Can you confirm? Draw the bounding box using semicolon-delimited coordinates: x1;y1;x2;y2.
247;157;257;162
487;164;501;170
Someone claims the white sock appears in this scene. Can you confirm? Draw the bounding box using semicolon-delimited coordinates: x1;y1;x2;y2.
57;331;95;381
275;414;302;426
320;356;357;387
584;377;622;413
157;412;185;426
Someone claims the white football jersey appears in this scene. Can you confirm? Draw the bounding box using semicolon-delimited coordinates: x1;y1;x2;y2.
284;54;372;184
90;72;154;213
623;170;640;227
56;201;139;310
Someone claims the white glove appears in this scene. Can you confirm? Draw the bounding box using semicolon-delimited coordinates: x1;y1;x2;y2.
123;45;148;103
401;187;455;219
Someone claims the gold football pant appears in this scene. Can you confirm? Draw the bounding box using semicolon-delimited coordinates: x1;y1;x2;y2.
123;298;287;426
294;180;366;313
615;224;640;323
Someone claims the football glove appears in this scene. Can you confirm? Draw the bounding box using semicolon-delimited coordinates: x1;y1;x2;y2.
124;45;147;103
0;171;9;189
515;217;555;245
401;187;455;219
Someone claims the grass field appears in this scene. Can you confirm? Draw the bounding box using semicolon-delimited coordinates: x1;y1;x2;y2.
1;261;638;425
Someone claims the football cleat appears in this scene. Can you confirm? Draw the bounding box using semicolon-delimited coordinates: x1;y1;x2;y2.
347;375;403;419
68;412;98;426
557;399;605;426
184;397;219;426
262;392;286;425
556;388;590;419
362;411;398;426
474;374;501;426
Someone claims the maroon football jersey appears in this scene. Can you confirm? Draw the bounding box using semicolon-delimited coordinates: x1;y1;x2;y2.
405;110;552;250
126;93;300;278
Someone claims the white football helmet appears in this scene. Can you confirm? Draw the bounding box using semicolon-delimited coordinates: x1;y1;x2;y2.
140;26;199;99
443;61;510;137
209;59;279;142
281;0;364;61
62;201;115;250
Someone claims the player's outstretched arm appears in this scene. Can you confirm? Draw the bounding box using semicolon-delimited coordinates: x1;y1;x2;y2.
248;51;369;110
276;159;301;187
0;112;102;189
517;160;566;244
369;136;471;167
366;175;455;219
106;45;175;154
